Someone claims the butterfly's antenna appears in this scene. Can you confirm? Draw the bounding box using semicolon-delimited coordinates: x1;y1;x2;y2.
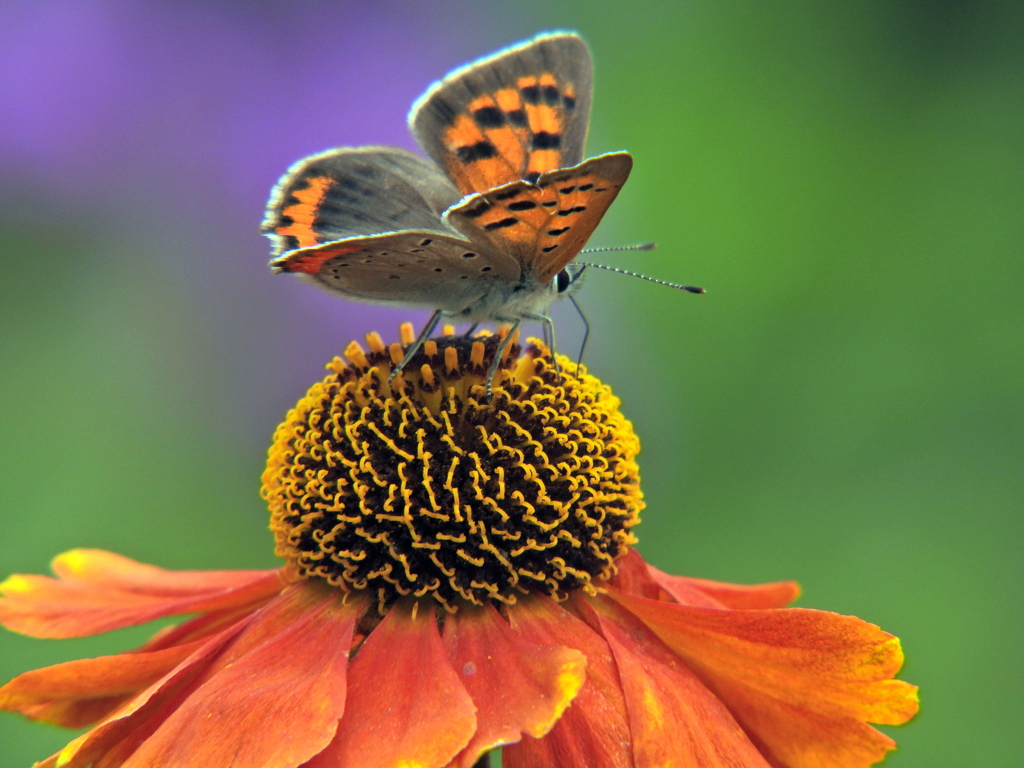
579;243;657;254
576;262;706;294
568;294;590;376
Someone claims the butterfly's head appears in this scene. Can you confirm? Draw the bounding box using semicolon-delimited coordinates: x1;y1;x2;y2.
555;264;587;296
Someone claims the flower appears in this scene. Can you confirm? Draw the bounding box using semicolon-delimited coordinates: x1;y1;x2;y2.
0;325;918;768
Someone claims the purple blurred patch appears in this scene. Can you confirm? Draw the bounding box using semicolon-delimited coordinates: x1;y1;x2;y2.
0;1;445;204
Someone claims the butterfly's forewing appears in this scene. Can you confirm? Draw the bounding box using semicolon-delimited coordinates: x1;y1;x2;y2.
445;151;632;282
409;32;593;196
270;231;519;310
262;147;462;255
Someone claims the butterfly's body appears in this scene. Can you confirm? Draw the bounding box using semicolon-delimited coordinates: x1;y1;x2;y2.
263;32;633;389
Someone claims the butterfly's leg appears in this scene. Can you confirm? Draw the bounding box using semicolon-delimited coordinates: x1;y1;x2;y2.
568;294;590;376
463;322;480;338
540;319;551;349
545;317;561;375
389;309;444;382
525;314;560;376
484;319;521;398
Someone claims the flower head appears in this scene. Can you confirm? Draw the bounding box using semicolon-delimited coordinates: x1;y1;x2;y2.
264;324;642;613
0;325;918;768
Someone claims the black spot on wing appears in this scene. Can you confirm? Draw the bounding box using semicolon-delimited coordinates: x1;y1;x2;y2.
521;85;541;104
484;217;519;231
507;200;537;211
532;132;561;150
494;188;521;201
547;227;570;236
506;109;528;127
578;183;593;191
461;200;492;219
563;93;576;110
472;106;505;128
541;85;560;105
556;206;587;217
457;141;498;163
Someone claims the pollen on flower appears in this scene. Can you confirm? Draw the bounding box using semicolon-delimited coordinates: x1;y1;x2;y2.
262;323;643;613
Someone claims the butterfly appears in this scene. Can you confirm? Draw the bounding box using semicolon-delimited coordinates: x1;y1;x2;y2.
262;32;631;391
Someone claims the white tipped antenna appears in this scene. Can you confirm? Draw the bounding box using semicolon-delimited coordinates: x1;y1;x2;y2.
580;243;657;254
577;262;706;294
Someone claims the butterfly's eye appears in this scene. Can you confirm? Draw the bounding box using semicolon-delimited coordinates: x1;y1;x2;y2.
555;269;572;293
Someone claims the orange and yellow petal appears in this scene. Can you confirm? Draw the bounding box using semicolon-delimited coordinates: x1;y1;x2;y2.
0;637;208;728
306;600;477;768
648;564;801;610
503;596;632;768
611;549;801;610
441;603;586;766
54;620;251;768
587;595;771;768
612;588;919;768
115;583;358;768
0;549;282;638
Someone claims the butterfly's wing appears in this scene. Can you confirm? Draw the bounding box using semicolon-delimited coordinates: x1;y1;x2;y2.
266;146;519;310
409;32;593;196
445;151;632;283
262;146;463;255
270;230;520;310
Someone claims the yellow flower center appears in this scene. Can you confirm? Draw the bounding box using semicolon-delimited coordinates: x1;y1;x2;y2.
262;324;643;613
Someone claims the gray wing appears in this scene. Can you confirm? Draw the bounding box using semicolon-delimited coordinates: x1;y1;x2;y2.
269;230;520;312
408;32;593;196
261;146;463;255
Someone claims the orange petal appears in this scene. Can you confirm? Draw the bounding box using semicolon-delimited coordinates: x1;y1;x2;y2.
0;637;207;727
116;583;359;768
0;549;283;638
605;548;662;599
307;601;477;768
612;589;920;768
56;617;252;768
649;565;801;610
502;596;632;768
442;603;586;766
589;595;771;768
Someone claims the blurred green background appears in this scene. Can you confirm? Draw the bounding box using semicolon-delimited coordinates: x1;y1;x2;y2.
1;1;1021;765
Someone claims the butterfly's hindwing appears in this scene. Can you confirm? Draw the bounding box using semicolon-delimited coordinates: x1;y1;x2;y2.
270;231;520;310
445;151;633;282
262;147;462;256
409;32;593;196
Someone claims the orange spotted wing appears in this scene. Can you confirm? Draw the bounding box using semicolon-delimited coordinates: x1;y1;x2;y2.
445;152;632;282
409;32;594;197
